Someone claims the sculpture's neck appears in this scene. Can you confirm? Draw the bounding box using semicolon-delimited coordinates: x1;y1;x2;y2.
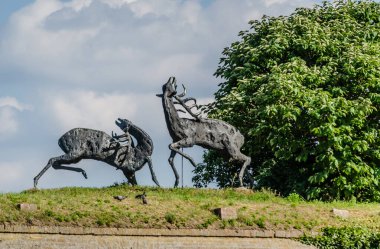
162;93;182;135
128;123;153;154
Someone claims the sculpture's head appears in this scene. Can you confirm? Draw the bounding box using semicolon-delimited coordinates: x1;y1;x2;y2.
156;76;177;98
115;118;132;132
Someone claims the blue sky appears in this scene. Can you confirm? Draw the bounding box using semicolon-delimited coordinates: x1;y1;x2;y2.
0;0;323;192
0;0;33;23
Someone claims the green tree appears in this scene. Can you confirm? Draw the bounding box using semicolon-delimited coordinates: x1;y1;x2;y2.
193;0;380;201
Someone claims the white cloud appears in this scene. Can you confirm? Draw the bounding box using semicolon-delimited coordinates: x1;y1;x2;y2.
264;0;289;6
102;0;138;9
263;0;315;7
0;97;32;111
0;0;316;90
0;108;19;135
128;0;178;17
47;91;139;131
8;0;62;28
0;97;31;137
0;162;25;191
64;0;92;11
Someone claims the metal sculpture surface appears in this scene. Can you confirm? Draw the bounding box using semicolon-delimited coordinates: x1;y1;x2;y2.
33;118;159;188
157;77;251;187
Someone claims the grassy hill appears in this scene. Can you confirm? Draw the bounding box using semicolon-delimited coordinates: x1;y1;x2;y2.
0;185;379;232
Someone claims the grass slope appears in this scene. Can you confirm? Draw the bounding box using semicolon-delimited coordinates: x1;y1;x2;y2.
0;185;379;231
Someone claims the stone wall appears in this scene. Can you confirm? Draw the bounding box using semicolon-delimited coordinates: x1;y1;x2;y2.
0;226;316;249
0;234;316;249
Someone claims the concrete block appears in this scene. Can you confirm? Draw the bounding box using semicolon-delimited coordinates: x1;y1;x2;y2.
275;230;304;238
214;207;237;220
332;208;349;218
17;203;37;212
254;230;274;238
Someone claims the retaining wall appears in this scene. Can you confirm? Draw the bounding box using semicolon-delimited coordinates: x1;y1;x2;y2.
0;226;316;249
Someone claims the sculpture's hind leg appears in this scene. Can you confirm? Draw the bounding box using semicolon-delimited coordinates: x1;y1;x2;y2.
146;156;160;187
33;153;87;188
237;154;251;187
227;152;251;187
51;154;87;178
222;138;251;187
123;171;137;186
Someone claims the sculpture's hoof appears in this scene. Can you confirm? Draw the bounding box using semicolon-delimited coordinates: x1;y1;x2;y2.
82;171;88;179
153;179;161;187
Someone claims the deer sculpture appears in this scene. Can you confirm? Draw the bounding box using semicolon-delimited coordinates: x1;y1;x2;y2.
157;77;251;187
33;118;160;188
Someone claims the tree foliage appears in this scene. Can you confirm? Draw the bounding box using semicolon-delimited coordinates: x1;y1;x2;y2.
193;0;380;201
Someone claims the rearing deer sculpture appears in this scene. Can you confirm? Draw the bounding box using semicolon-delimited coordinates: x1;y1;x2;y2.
33;118;160;188
157;77;251;187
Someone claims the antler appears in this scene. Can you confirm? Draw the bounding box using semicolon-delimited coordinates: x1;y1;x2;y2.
177;100;202;120
112;131;119;139
174;96;203;121
173;97;197;106
177;84;187;98
176;109;187;114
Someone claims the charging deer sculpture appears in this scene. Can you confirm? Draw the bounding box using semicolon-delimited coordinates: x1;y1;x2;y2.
33;118;160;188
157;77;251;187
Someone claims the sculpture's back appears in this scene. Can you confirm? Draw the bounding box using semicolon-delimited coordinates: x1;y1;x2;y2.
58;128;113;160
181;118;245;153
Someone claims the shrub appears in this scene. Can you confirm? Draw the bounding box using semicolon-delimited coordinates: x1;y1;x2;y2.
164;212;176;224
300;226;380;249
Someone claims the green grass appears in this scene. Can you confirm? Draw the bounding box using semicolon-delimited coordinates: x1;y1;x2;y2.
0;185;379;231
